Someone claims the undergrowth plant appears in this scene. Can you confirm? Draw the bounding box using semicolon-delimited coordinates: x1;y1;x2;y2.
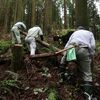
0;79;19;94
0;40;11;54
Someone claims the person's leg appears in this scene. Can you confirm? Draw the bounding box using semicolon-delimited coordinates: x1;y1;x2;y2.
12;27;21;44
30;40;36;56
25;37;36;56
59;52;67;82
15;29;21;44
11;31;16;44
11;27;17;44
25;37;30;51
60;52;67;71
82;81;93;100
76;47;93;100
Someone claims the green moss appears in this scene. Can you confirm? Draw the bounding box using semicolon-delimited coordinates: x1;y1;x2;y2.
0;40;11;54
96;41;100;53
96;41;100;47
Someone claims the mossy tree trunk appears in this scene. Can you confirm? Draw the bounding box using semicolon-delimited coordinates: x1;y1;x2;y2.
11;44;24;72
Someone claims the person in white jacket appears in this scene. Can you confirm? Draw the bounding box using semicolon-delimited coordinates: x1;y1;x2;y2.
25;26;44;56
11;22;27;44
59;26;96;100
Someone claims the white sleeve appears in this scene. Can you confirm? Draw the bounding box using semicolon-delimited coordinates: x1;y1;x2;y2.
90;34;96;50
89;32;96;55
90;33;96;49
21;23;26;30
38;27;43;35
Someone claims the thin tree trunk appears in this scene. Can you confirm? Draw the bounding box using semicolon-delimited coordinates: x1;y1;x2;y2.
31;0;36;27
43;0;52;34
64;0;67;29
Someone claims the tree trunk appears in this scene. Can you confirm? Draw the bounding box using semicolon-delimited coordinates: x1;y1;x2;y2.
31;0;36;27
4;0;13;32
43;0;52;34
25;0;34;28
64;0;67;29
13;0;24;23
75;0;88;29
11;44;24;72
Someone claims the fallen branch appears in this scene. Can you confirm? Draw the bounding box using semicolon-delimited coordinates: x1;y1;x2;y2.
20;31;71;58
36;39;60;51
30;47;72;58
20;30;60;51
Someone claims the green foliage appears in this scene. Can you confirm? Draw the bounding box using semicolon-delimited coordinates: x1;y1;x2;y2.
48;88;57;100
95;41;100;54
0;40;11;54
0;79;19;94
0;80;17;88
41;67;51;77
96;41;100;47
52;0;63;29
49;45;58;52
88;0;100;34
5;71;19;81
0;71;19;94
33;87;48;95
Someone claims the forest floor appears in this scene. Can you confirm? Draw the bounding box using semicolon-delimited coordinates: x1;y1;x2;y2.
0;33;100;100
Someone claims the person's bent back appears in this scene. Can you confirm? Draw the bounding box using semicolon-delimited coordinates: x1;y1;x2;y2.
11;22;26;44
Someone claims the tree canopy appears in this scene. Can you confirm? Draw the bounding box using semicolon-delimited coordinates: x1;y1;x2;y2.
0;0;100;37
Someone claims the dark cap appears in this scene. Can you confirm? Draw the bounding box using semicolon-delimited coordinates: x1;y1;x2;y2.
77;26;85;30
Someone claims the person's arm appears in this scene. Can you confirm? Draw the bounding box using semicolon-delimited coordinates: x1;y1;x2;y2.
40;35;44;41
38;27;44;41
89;32;96;56
91;34;96;50
19;30;27;36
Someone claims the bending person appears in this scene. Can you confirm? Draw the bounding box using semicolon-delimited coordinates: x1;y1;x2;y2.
11;22;27;44
59;26;96;100
25;26;44;56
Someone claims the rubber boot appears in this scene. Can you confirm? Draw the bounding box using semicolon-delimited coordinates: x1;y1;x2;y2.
82;81;93;100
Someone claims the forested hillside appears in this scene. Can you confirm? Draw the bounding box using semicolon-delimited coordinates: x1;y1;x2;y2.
0;0;100;100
